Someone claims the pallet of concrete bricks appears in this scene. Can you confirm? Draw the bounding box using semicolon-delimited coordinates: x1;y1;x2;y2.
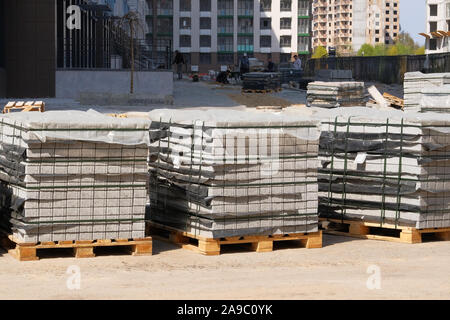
147;108;322;255
403;71;450;112
306;81;365;108
314;107;450;243
0;110;152;260
242;72;282;92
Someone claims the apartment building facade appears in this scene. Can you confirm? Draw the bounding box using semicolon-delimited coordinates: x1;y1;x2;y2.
423;0;450;54
146;0;313;72
312;0;399;54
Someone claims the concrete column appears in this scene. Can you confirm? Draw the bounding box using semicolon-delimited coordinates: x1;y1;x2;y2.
211;0;218;52
292;0;298;54
253;0;260;52
233;0;238;55
191;0;200;52
272;0;281;52
173;0;180;50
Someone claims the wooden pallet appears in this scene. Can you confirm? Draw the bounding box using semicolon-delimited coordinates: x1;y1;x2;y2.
3;101;45;114
382;92;404;110
0;234;152;261
147;222;322;255
241;88;282;94
320;218;450;244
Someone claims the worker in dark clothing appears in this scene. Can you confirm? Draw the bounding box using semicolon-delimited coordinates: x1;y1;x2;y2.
239;53;250;78
266;57;275;72
172;50;185;80
216;70;231;84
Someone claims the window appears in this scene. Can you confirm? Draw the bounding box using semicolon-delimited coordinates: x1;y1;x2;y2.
182;53;191;65
375;38;379;42
260;0;271;12
430;21;437;32
157;17;173;34
218;0;233;16
200;53;211;64
200;0;211;11
280;18;292;29
280;0;292;12
200;17;211;29
157;0;173;15
218;18;233;33
200;35;211;47
238;0;253;16
180;35;191;47
280;35;291;47
280;53;291;63
180;0;191;11
238;18;253;33
298;18;309;33
238;36;253;52
375;30;379;34
298;37;309;52
447;3;450;18
180;17;191;29
260;18;271;29
218;36;233;51
260;35;271;47
429;39;437;50
386;18;389;22
298;0;309;16
218;53;234;64
430;4;437;17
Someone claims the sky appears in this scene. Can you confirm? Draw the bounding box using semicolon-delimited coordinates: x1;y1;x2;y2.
400;0;426;46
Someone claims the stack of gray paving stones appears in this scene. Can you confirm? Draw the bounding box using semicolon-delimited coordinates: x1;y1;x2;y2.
306;81;365;108
147;109;320;238
0;111;150;243
314;107;450;229
242;72;282;91
404;71;450;112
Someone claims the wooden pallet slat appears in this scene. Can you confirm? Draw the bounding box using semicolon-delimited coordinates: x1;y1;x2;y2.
320;218;450;244
1;234;152;261
148;222;322;255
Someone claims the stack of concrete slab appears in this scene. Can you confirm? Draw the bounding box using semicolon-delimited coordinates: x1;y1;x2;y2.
404;71;450;112
242;72;282;91
306;81;365;108
314;107;450;229
420;85;450;113
147;108;320;238
0;110;150;243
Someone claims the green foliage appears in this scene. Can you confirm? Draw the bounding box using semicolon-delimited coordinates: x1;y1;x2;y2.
414;46;426;55
356;32;425;57
311;46;328;59
357;44;375;56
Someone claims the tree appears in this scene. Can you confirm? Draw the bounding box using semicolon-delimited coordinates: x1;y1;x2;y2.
312;46;328;59
414;46;426;55
387;45;398;56
357;44;375;56
373;44;387;56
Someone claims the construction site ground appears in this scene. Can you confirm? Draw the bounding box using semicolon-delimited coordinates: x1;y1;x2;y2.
1;80;447;300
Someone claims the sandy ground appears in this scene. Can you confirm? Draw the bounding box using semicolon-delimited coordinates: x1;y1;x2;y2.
0;234;449;300
1;80;446;300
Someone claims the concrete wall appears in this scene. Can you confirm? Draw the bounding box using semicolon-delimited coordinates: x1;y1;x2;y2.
55;70;174;100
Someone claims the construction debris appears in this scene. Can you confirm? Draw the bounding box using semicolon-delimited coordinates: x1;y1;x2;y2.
307;81;365;108
242;72;282;92
147;108;321;239
0;110;150;243
315;107;450;229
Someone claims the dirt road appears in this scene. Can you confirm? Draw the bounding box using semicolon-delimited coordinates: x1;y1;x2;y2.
0;234;449;300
